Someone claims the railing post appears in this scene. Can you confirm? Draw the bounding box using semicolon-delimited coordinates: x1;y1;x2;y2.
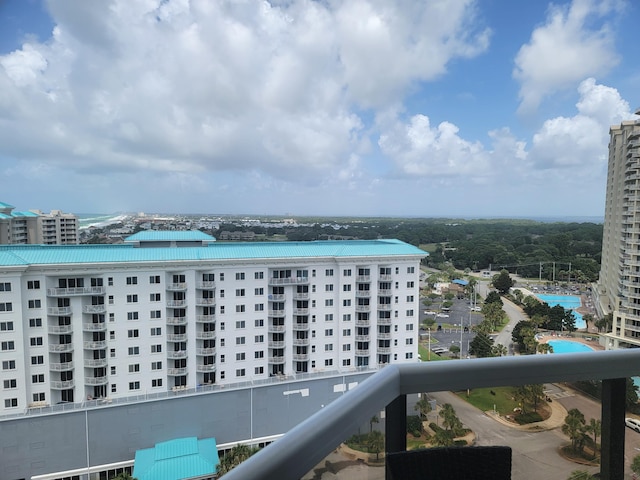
385;394;406;479
601;378;626;480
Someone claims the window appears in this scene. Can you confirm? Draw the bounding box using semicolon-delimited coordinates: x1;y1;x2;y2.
235;305;245;313
31;355;44;365
220;290;225;298
407;281;414;288
3;379;17;388
325;269;334;276
342;359;351;366
236;288;245;297
151;310;161;319
4;398;18;408
152;378;163;387
312;300;316;307
150;275;161;284
255;366;264;375
202;273;215;282
128;329;139;338
220;354;225;363
325;329;333;336
236;369;246;377
343;344;351;351
151;361;162;370
151;344;162;353
255;350;264;358
236;352;246;361
150;293;161;302
406;323;414;331
0;282;11;291
325;314;333;321
255;303;264;311
236;337;246;345
110;330;116;340
220;322;225;330
128;346;140;355
255;334;264;343
255;319;264;327
343;269;352;276
27;280;40;290
0;321;14;331
406;338;413;345
405;352;413;359
111;384;117;393
406;309;414;317
325;344;333;351
0;303;12;312
343;299;351;307
126;276;138;285
28;318;41;328
28;299;41;309
108;295;114;305
343;284;351;292
220;371;225;379
235;272;245;281
31;374;44;384
110;348;116;358
325;284;334;292
255;287;264;295
343;314;351;322
110;366;116;375
128;364;140;373
129;381;140;390
29;337;43;347
236;320;246;329
150;327;161;336
325;299;333;307
127;312;139;320
407;295;414;302
254;271;264;280
108;277;114;286
342;329;351;336
325;359;333;366
407;266;415;274
220;273;225;281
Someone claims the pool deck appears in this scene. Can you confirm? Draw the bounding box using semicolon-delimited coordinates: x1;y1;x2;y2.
536;333;604;350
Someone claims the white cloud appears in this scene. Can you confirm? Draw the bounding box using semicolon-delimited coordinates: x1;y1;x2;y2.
513;0;624;114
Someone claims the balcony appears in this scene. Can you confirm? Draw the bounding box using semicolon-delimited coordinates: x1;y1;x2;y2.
377;346;392;354
268;294;286;301
355;349;369;356
196;298;216;306
195;331;216;340
356;275;371;283
378;332;392;340
268;277;309;286
51;380;75;390
355;305;370;313
293;308;309;315
222;350;640;480
167;350;188;359
166;282;187;291
167;368;187;376
48;324;73;334
167;299;187;307
377;304;392;311
83;322;107;332
292;323;309;331
84;358;108;368
292;353;309;361
355;335;370;342
355;290;371;298
293;338;309;346
83;341;107;350
268;325;285;333
268;309;285;317
196;347;216;355
49;344;74;353
197;364;216;372
378;289;392;296
83;305;106;314
167;334;187;342
292;292;309;300
47;286;105;296
196;281;216;289
355;319;370;327
377;318;392;325
48;306;72;316
268;356;285;364
196;315;216;323
166;316;188;325
85;376;108;385
50;362;74;371
378;274;392;281
268;341;285;348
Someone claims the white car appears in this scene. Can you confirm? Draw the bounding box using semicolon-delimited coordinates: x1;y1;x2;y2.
424;310;436;316
625;418;640;433
436;313;449;318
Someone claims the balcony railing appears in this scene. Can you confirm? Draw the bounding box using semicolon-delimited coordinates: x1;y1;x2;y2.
48;307;72;316
82;305;106;314
268;277;309;286
47;286;105;296
222;350;640;480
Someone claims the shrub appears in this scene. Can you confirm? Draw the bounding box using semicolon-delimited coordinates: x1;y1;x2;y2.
515;412;543;424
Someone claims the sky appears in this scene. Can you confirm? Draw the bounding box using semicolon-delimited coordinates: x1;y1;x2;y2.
0;0;638;218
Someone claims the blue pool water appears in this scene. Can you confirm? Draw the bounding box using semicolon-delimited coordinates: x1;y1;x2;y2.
536;294;586;329
547;340;594;354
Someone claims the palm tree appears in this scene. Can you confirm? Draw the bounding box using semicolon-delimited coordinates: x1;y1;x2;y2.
562;409;586;452
369;415;379;433
216;444;260;477
440;403;463;436
585;418;601;455
567;470;596;480
367;430;385;461
491;344;507;357
414;395;432;419
632;454;640;476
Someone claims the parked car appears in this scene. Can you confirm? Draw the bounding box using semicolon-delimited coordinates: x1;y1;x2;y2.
436;313;449;318
424;310;436;316
625;418;640;433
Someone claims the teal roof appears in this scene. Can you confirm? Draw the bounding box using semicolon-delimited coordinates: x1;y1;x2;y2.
11;211;39;217
126;230;216;242
0;239;427;267
133;437;219;480
0;213;11;219
0;202;14;209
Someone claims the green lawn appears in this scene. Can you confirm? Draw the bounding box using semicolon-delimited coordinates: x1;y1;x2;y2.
456;386;518;415
418;344;449;361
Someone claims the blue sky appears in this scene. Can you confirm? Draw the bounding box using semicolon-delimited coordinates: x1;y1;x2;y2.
0;0;638;218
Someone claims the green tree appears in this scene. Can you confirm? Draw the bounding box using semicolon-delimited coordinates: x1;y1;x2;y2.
632;454;640;475
440;403;464;436
562;409;587;452
369;415;379;433
567;471;596;480
111;474;136;480
415;395;432;419
367;430;385;460
537;343;553;354
485;291;503;305
582;313;594;331
491;343;507;357
469;331;494;358
217;444;260;477
585;418;601;455
432;428;454;446
492;269;514;294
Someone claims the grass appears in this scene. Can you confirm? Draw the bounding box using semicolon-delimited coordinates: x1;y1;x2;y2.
418;344;449;361
419;243;439;253
456;386;519;415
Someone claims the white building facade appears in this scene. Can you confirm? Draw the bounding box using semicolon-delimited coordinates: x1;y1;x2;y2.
0;232;426;413
596;110;640;349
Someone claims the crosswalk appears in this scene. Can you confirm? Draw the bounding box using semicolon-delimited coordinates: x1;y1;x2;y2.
544;390;574;400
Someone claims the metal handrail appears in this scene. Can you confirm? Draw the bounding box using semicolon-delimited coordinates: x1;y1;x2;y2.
223;350;640;480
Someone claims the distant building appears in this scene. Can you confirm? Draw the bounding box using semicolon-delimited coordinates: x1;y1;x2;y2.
595;109;640;349
0;202;78;245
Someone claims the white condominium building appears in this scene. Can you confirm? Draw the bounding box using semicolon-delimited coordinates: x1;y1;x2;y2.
0;231;426;413
596;109;640;349
0;202;79;245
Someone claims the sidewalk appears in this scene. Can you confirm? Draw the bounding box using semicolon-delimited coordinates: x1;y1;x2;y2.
485;394;568;432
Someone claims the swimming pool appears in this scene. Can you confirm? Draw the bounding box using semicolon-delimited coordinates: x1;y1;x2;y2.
536;294;586;329
547;340;594;354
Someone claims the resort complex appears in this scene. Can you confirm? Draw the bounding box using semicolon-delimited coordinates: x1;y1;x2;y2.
0;231;425;479
0;202;79;246
595;108;640;349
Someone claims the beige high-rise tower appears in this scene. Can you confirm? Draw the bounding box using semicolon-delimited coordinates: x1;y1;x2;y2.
595;109;640;349
0;202;78;245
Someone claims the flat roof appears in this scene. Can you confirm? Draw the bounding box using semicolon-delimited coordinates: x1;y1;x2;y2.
0;239;427;267
125;231;216;242
133;437;219;480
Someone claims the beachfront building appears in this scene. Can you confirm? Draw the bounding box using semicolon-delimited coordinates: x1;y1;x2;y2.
595;109;640;349
0;202;78;245
0;231;425;411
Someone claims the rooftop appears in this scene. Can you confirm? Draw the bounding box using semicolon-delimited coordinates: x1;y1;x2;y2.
133;437;219;480
125;230;216;242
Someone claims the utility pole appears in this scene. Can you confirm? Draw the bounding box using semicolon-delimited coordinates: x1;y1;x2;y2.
539;262;543;282
553;262;555;283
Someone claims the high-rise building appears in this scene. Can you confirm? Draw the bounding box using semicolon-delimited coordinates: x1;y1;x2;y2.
0;231;425;412
0;202;78;245
595;109;640;349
